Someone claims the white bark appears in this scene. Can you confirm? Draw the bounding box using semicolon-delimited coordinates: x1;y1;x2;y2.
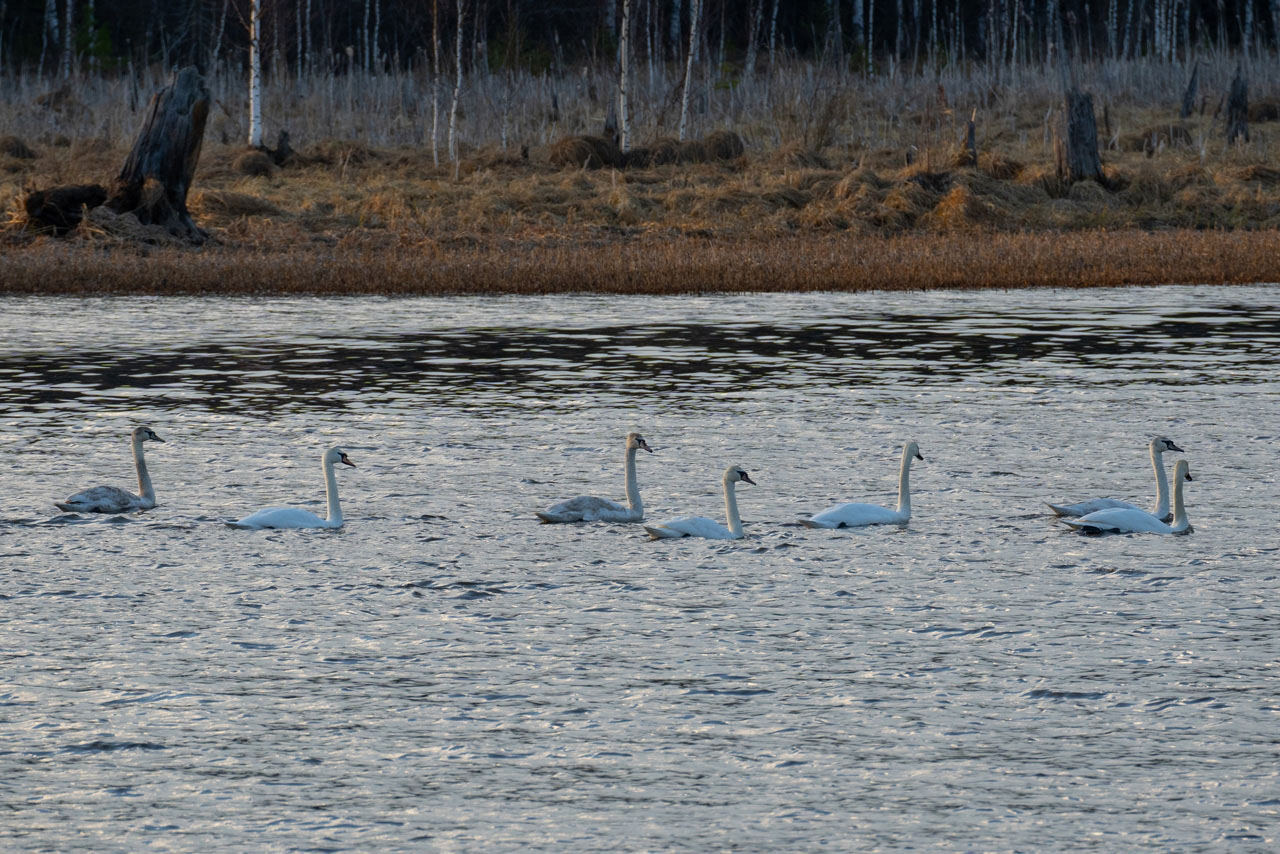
249;0;263;147
619;0;631;152
63;0;74;78
432;0;440;167
677;0;702;141
744;0;762;77
449;0;465;164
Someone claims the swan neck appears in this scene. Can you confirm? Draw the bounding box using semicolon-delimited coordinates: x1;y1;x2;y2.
896;448;912;514
1150;446;1170;519
133;435;155;502
724;477;743;538
623;446;642;513
323;458;342;525
1171;474;1189;531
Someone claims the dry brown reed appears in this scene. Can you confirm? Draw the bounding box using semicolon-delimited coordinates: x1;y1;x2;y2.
2;230;1279;296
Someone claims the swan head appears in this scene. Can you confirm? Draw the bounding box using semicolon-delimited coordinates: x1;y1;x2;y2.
1174;459;1192;483
626;432;654;453
324;447;356;468
904;440;923;462
1153;437;1184;454
724;465;756;486
133;426;164;443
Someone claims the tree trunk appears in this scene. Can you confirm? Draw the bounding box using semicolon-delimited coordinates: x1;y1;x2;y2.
619;0;631;152
1226;65;1249;144
431;0;440;167
106;67;211;243
677;0;702;141
1055;87;1103;183
249;0;263;147
63;0;74;78
449;0;465;165
1180;61;1198;119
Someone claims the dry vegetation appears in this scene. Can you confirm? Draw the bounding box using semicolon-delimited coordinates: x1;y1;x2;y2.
4;58;1280;294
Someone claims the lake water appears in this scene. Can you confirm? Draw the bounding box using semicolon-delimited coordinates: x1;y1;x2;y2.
2;287;1278;852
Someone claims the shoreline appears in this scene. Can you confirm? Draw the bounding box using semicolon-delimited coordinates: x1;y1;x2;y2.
1;229;1278;296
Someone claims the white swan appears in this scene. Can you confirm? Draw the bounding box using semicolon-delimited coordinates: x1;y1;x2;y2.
229;447;355;530
1063;460;1193;535
537;432;654;522
644;465;755;540
802;441;923;528
55;426;165;513
1046;437;1183;521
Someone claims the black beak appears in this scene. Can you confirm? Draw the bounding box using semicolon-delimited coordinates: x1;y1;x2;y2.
341;456;356;467
152;435;166;443
1185;472;1193;482
640;440;654;453
741;472;756;485
915;452;924;461
1166;442;1184;453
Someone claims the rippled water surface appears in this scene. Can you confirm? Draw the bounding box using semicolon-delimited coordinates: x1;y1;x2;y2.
2;287;1278;852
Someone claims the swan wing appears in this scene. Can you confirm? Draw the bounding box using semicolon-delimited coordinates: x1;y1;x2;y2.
1045;497;1142;517
645;515;737;540
804;502;905;528
55;485;146;514
1062;508;1171;534
537;495;635;523
229;507;332;530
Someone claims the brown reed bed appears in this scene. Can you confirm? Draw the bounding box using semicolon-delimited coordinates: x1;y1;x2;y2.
1;229;1278;296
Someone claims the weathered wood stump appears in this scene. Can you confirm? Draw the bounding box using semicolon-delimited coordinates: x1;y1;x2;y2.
105;66;210;243
24;67;210;243
1054;87;1104;184
1226;65;1249;145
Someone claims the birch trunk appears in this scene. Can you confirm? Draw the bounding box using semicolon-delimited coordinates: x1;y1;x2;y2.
678;0;702;141
449;0;465;164
744;0;761;77
670;0;682;60
619;0;631;152
249;0;263;147
432;0;440;166
63;0;74;78
305;0;312;74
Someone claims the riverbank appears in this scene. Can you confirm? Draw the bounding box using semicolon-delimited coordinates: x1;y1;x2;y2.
2;228;1278;295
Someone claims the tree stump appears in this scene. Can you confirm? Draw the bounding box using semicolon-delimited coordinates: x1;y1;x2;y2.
105;66;210;244
1226;65;1249;145
1055;87;1103;184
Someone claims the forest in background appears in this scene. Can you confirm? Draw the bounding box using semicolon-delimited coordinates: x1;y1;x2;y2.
4;0;1280;79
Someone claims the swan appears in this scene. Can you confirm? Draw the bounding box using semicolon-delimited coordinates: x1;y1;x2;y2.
228;447;355;530
536;432;654;522
644;465;755;540
55;426;165;513
1046;437;1183;521
802;441;923;528
1063;460;1193;535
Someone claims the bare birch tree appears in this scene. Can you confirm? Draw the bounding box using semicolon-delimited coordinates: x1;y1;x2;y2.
449;0;466;166
62;0;74;78
432;0;440;167
249;0;263;147
619;0;632;152
678;0;702;141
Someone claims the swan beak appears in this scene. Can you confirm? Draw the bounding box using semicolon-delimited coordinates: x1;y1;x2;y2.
1185;472;1193;482
915;452;924;461
741;472;757;485
340;455;356;467
1167;442;1184;453
639;439;654;453
151;434;165;443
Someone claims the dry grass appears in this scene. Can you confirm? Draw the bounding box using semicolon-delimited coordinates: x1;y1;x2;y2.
1;230;1278;295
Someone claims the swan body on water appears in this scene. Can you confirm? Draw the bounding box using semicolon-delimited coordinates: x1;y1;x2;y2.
802;441;923;529
229;448;355;530
1046;438;1183;521
644;465;755;540
1063;460;1193;535
537;432;654;523
55;426;165;513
